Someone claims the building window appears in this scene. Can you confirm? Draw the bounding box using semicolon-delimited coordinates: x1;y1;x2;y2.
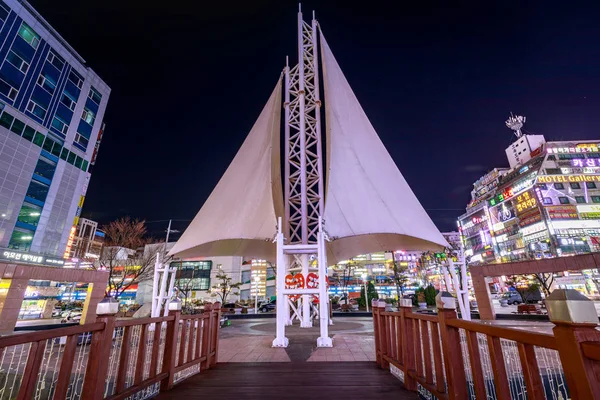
558;197;570;205
570;182;581;190
26;100;47;119
88;87;102;104
81;108;95;125
18;23;40;49
51;116;69;135
575;196;586;204
25;179;50;203
592;196;600;203
75;133;89;148
10;119;24;136
61;92;77;111
0;79;18;100
46;51;65;71
68;71;83;89
542;197;553;205
546;168;562;175
17;202;42;226
37;73;57;95
8;228;35;251
6;51;29;73
33;156;57;182
554;183;564;190
586;181;597;189
538;184;548;190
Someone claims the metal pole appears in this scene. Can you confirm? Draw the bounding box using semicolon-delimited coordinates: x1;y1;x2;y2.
273;218;289;347
364;278;369;312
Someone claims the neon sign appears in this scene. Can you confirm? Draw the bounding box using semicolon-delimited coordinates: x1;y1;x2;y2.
488;176;536;206
571;159;600;168
537;174;600;184
515;191;537;214
548;144;599;153
63;226;77;259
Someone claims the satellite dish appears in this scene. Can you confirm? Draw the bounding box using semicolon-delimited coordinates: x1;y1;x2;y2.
506;113;526;138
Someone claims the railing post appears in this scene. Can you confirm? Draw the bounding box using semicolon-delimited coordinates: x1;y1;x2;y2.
210;302;221;367
160;308;181;392
201;303;213;370
82;315;117;400
377;300;389;369
547;289;600;399
437;304;468;400
399;299;416;391
372;299;381;366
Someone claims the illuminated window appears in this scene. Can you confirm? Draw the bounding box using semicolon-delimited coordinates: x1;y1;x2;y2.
575;196;586;204
18;23;40;49
81;108;95;125
558;197;570;205
554;183;564;190
542;197;553;205
17;202;42;226
586;182;597;189
592;196;600;204
8;228;35;251
570;182;581;190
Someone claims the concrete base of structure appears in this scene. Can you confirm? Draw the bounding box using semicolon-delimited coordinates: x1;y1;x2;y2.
317;336;333;347
272;336;289;347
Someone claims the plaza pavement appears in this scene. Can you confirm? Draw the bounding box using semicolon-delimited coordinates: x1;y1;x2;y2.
217;317;376;363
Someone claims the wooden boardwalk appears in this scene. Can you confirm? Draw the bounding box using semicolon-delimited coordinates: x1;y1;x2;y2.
155;362;417;400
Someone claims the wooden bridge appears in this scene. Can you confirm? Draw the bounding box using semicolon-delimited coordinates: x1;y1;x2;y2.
0;291;599;399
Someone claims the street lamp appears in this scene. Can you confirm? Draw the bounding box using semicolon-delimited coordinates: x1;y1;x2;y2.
362;273;369;312
254;275;261;314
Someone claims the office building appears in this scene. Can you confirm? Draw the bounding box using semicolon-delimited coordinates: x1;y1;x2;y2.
0;0;110;259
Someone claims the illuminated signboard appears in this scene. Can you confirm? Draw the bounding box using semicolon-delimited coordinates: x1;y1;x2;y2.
515;191;537;214
0;249;65;267
537;175;600;184
489;176;536;206
547;205;578;220
489;203;515;225
519;210;541;227
577;204;600;219
547;143;599;153
571;159;600;168
63;226;77;259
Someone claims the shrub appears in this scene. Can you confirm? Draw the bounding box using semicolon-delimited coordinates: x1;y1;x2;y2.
424;285;437;306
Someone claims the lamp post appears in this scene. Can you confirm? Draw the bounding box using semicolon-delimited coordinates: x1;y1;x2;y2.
254;275;261;314
362;273;369;312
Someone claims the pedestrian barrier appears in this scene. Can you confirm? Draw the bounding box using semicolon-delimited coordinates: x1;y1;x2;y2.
372;298;600;399
0;302;221;399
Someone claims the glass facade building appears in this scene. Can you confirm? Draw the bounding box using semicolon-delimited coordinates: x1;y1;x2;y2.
0;0;110;257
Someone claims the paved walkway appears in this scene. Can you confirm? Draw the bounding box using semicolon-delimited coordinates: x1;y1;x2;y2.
154;362;417;400
217;318;375;363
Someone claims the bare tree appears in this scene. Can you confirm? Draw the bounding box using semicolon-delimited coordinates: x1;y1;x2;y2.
96;218;157;300
209;270;242;304
533;273;555;296
389;252;409;301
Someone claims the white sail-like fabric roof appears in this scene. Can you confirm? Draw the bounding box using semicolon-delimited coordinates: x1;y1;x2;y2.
169;79;283;260
320;31;448;264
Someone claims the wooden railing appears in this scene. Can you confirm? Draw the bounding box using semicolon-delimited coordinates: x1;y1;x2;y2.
0;302;221;400
373;301;600;399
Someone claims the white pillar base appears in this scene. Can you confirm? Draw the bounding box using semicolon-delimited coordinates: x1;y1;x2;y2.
272;336;289;348
317;336;333;347
300;320;313;328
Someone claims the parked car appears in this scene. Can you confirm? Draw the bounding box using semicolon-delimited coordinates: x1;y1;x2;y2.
502;290;542;305
260;299;276;313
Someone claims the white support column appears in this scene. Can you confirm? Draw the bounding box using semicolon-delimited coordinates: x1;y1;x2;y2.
317;219;332;347
273;218;289;347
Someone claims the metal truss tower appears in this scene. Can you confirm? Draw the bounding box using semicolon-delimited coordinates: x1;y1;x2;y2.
273;7;331;347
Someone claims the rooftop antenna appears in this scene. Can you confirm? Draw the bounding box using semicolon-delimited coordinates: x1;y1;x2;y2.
506;112;526;138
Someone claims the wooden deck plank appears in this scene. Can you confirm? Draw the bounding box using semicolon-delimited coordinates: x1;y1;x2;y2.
154;362;417;399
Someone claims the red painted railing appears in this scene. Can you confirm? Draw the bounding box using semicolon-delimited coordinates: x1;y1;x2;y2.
0;302;221;400
373;301;600;399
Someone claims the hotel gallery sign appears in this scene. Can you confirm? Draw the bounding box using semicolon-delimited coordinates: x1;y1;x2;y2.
537;174;600;184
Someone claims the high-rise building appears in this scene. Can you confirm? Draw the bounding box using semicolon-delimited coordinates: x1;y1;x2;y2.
0;0;110;258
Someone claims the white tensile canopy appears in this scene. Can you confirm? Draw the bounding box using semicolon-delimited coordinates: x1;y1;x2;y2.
168;79;284;260
171;33;448;263
319;32;448;263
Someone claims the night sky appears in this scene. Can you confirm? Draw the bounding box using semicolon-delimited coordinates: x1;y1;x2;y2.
29;0;600;239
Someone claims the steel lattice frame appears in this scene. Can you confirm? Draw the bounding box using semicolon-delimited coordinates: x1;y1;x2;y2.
284;12;324;245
